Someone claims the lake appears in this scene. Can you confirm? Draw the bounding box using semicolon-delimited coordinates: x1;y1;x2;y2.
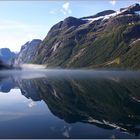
0;69;140;139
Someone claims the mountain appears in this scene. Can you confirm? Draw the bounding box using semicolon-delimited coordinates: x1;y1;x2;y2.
0;48;16;64
29;3;139;70
80;10;116;20
14;39;42;65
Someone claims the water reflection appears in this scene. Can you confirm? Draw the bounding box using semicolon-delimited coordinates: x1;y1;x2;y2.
0;70;140;138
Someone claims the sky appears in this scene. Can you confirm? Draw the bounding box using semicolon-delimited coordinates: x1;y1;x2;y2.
0;0;139;52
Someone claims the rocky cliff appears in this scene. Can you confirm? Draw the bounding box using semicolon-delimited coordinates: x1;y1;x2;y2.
14;39;42;65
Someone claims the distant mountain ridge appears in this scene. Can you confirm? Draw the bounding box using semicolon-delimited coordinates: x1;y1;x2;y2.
0;48;16;64
80;10;116;20
14;39;42;65
16;3;140;69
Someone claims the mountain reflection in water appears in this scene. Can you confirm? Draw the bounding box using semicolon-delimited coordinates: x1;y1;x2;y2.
0;70;140;139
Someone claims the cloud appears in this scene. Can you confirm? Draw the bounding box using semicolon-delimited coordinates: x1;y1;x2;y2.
50;2;71;16
62;2;71;13
62;2;72;15
62;2;69;11
109;0;117;6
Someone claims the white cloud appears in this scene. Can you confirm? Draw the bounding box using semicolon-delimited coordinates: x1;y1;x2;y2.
62;2;69;11
50;2;71;16
62;2;72;15
109;0;117;6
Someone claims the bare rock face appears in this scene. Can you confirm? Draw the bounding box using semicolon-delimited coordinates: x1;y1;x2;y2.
47;17;87;39
14;39;42;65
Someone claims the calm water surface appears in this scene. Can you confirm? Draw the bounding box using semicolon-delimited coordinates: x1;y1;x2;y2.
0;69;140;139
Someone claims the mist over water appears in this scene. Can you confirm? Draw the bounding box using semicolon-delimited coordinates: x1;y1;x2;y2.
0;69;140;139
1;68;140;78
20;64;46;69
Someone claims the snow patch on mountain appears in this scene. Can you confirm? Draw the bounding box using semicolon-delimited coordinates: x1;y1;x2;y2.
82;6;140;23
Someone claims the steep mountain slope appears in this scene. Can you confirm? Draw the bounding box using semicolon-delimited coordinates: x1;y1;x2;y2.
31;4;140;69
0;48;16;64
14;39;42;65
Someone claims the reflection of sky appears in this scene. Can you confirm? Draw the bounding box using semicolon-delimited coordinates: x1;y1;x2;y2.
0;89;25;103
0;89;51;121
0;85;117;138
0;88;72;138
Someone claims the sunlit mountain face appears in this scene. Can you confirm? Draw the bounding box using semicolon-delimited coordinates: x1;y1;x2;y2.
0;70;140;139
